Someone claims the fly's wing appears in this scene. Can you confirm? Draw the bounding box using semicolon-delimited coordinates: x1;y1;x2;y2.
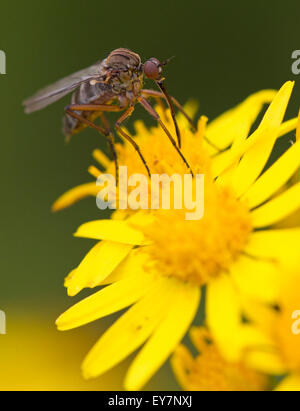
23;60;105;114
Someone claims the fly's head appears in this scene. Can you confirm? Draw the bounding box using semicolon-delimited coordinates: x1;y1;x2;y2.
143;58;164;81
143;56;174;84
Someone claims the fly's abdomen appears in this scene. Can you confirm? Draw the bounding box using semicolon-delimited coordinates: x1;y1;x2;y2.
63;82;113;137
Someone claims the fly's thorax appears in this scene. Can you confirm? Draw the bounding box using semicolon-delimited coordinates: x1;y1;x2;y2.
107;68;144;97
106;48;142;69
103;48;144;98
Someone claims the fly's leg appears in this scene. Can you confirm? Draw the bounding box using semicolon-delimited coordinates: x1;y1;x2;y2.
142;89;197;131
98;112;119;185
138;96;194;176
142;89;196;131
141;89;222;153
106;133;119;185
141;87;181;148
67;104;124;112
114;106;151;177
66;104;150;179
98;112;113;134
65;104;123;185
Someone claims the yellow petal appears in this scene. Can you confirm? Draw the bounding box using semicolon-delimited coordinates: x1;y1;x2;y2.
245;350;286;375
64;268;76;288
124;281;200;390
275;374;300;391
206;89;277;152
206;274;271;362
100;249;149;285
171;345;194;391
252;182;300;228
74;219;146;245
92;149;110;168
126;210;155;228
212;149;236;178
241;82;294;150
245;228;300;266
88;165;101;179
297;109;300;141
239;297;277;337
67;241;132;296
213;82;294;179
215;93;286;183
229;81;295;196
278;117;299;137
229;255;281;303
56;271;154;331
52;182;99;212
243;133;300;208
206;274;241;361
134;120;151;139
215;162;237;187
212;118;296;179
82;277;177;380
177;100;199;129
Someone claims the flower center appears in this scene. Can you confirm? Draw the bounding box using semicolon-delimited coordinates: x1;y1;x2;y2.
105;109;211;179
104;109;252;285
140;179;252;285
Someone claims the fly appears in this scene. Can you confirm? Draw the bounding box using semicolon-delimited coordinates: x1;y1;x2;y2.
23;48;195;183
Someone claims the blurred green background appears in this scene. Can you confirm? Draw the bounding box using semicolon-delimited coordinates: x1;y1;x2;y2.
0;0;299;390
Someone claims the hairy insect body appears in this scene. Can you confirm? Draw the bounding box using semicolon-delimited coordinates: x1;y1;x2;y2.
64;82;113;136
64;49;144;136
24;47;194;179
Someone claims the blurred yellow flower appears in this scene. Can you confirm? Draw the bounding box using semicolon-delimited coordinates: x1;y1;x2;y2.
0;312;125;391
55;81;300;390
171;326;269;391
211;269;300;391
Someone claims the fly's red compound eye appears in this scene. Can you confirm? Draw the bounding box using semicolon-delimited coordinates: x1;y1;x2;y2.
143;58;162;80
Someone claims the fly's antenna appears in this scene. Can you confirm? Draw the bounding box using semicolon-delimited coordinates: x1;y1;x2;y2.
160;56;175;67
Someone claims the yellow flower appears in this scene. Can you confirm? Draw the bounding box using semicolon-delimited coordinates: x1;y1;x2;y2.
208;269;300;391
56;81;300;390
171;327;269;391
275;110;300;229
